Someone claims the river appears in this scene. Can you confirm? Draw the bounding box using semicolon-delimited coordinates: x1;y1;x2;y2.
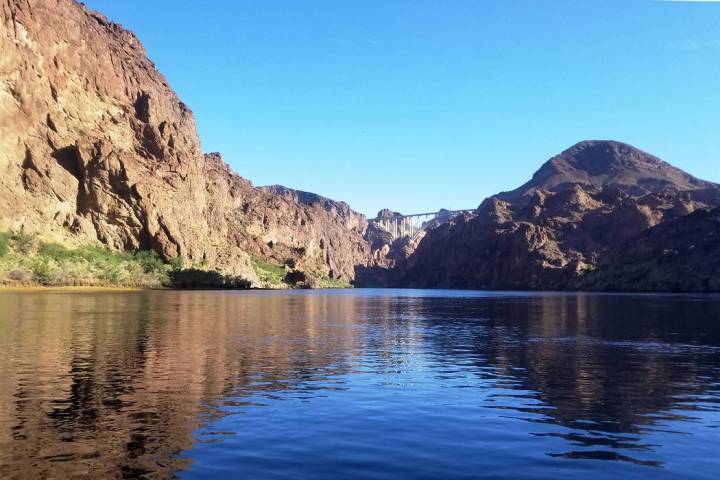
0;289;718;479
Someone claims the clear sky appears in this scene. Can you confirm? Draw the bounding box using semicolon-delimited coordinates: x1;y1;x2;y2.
84;0;720;217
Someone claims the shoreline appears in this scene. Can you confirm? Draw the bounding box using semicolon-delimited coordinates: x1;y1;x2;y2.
0;284;148;292
1;284;719;295
0;284;344;292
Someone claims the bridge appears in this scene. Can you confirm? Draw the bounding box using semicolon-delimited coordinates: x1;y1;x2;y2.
370;209;475;241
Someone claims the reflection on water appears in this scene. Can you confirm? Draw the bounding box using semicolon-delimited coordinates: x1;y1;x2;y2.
0;290;719;479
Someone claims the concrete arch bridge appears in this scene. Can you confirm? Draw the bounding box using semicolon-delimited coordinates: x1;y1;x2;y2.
370;209;475;241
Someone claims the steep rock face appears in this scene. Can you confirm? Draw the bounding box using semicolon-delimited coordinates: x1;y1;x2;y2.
576;207;720;292
394;141;720;289
253;185;372;281
0;0;373;285
1;0;208;260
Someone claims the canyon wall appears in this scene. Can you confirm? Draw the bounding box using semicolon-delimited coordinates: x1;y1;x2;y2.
0;0;372;285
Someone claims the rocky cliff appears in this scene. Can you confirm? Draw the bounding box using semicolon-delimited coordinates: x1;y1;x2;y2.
575;207;720;292
0;0;373;286
388;141;720;290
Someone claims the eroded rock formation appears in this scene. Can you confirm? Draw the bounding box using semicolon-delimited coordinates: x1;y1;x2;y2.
0;0;373;285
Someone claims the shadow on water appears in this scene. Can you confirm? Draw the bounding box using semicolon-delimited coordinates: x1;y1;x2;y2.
0;290;718;478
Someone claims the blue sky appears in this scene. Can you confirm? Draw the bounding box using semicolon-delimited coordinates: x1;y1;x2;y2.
84;0;720;217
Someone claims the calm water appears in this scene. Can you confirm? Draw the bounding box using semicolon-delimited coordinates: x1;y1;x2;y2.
0;290;719;479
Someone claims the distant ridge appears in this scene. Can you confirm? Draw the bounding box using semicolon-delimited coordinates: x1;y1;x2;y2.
367;140;720;292
500;140;716;201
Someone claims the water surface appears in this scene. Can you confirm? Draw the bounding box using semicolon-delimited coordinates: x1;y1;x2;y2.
0;289;719;479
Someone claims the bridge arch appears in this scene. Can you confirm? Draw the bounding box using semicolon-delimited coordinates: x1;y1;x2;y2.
370;209;474;241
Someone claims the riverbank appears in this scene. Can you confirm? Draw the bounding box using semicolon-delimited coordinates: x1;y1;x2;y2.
0;231;356;290
0;285;145;292
0;232;252;289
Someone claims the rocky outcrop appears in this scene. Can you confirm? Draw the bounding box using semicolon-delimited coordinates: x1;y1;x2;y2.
375;208;402;219
365;208;410;265
0;0;373;286
575;207;720;292
1;0;204;255
249;184;371;281
387;141;720;290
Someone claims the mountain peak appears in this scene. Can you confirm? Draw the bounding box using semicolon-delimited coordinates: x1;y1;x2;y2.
503;140;713;199
557;140;665;173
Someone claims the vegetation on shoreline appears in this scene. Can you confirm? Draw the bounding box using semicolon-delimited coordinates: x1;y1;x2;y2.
250;255;287;286
320;276;352;289
0;232;250;289
249;255;351;289
0;232;351;290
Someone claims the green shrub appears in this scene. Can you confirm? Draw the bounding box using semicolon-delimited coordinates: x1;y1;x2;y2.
320;277;351;289
169;256;185;271
31;257;53;284
38;242;76;261
133;250;168;273
0;233;8;258
251;256;286;285
11;232;35;254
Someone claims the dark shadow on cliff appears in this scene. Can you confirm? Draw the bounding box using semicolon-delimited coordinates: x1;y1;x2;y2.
168;268;251;289
354;265;390;288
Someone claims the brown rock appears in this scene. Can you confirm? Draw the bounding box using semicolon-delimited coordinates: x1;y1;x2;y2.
0;0;373;286
385;141;720;290
576;207;720;292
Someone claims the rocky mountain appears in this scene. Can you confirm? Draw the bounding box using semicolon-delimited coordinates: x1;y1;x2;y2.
0;0;373;286
387;141;720;290
504;140;715;197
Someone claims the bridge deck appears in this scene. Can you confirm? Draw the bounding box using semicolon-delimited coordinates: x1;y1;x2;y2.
369;209;474;222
